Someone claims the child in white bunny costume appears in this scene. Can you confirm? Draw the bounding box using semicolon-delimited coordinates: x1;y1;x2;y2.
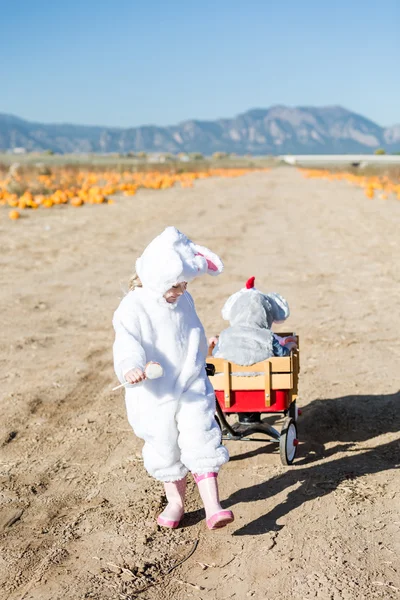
112;227;233;530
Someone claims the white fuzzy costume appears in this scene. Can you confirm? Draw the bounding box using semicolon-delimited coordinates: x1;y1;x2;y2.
113;227;229;482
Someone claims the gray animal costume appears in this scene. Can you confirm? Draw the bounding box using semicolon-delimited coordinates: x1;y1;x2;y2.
212;277;292;366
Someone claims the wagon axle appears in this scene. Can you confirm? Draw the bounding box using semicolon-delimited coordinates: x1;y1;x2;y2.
215;402;300;465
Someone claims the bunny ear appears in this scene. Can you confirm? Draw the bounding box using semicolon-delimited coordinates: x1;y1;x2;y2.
192;244;223;276
265;292;290;323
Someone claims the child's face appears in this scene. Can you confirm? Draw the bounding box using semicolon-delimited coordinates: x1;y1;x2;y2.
164;282;187;303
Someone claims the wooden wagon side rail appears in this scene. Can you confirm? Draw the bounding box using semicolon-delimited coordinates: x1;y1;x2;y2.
207;356;292;409
206;334;299;409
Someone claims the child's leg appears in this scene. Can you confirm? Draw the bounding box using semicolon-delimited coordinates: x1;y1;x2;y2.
193;473;234;530
125;390;187;482
175;377;233;529
175;378;229;475
157;477;187;528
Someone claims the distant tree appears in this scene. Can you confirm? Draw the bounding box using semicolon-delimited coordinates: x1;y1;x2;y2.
136;151;147;159
374;148;386;155
43;149;54;155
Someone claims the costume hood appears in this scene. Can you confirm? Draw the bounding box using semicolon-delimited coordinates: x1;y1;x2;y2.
221;276;290;325
136;227;223;297
213;277;291;366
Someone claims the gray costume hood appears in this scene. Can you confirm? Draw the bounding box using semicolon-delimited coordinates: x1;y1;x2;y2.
213;277;290;366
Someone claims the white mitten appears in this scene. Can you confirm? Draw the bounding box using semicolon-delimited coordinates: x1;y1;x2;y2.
144;361;164;379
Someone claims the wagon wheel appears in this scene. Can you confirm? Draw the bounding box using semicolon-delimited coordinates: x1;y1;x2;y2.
279;417;298;466
288;400;297;421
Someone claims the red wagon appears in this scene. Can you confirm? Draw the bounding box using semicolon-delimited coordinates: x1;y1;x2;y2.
206;333;300;465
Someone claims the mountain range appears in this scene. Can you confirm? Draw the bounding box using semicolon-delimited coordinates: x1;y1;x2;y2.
0;106;399;155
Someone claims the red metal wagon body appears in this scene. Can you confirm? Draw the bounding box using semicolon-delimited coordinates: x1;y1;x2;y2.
215;389;290;413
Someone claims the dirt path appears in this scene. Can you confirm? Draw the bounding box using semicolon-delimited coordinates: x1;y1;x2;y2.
0;167;399;600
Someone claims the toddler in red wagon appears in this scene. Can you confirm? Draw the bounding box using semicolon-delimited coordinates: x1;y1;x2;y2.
208;277;297;425
210;276;297;363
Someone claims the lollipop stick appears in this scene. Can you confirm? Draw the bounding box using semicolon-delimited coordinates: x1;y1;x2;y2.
112;381;130;391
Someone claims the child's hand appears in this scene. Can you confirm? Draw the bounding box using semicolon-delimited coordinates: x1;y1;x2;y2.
124;368;146;384
208;336;219;347
276;335;297;346
285;341;298;351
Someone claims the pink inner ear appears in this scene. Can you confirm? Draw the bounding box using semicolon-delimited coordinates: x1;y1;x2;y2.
195;252;218;272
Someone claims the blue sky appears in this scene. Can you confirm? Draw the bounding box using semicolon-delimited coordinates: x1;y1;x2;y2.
2;0;399;127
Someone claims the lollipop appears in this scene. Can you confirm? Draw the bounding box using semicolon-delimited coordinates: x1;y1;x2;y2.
112;362;164;391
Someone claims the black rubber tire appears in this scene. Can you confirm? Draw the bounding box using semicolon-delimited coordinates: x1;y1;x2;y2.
288;400;297;421
279;417;298;466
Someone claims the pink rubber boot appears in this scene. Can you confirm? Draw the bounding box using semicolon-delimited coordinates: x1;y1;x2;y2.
157;477;186;529
193;473;234;530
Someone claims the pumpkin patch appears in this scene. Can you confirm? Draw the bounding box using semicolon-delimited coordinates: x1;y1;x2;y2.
300;168;400;201
0;165;268;219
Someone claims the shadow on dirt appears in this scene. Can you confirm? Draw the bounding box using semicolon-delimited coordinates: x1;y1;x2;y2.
222;391;400;535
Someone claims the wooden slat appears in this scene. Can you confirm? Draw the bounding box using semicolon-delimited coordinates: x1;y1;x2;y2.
292;350;299;395
206;332;300;401
206;355;292;374
230;357;291;373
209;373;292;391
264;360;271;407
207;357;226;371
223;361;231;408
